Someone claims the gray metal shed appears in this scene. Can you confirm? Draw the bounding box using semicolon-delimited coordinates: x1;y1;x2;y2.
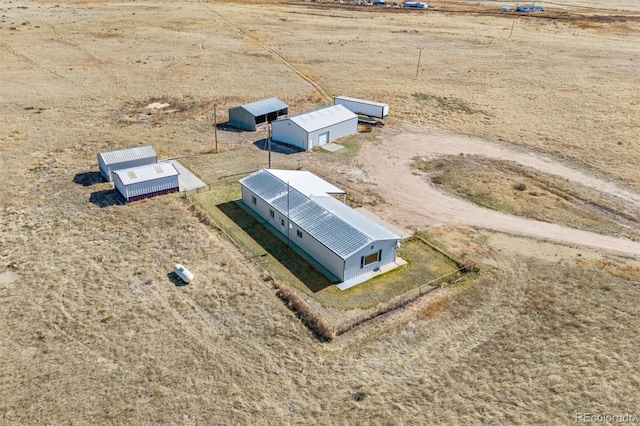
112;162;179;203
239;169;400;286
228;97;289;131
97;145;157;182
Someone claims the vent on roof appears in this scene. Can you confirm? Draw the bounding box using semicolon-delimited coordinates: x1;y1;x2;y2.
154;166;164;174
127;171;137;179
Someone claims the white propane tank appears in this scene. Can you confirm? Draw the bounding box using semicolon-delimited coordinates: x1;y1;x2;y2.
174;264;194;283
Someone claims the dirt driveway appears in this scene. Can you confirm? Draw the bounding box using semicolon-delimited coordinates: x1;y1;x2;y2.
357;126;640;256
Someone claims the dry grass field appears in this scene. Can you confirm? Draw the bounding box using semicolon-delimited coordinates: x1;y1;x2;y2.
1;0;640;423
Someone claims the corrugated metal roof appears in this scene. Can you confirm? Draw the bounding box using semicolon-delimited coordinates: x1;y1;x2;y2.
287;104;357;133
239;169;398;259
241;97;288;117
98;145;156;166
311;195;399;241
265;169;345;197
113;162;179;186
334;95;388;108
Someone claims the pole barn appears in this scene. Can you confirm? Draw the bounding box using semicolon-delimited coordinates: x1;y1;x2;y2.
228;97;289;131
97;145;157;182
112;162;179;203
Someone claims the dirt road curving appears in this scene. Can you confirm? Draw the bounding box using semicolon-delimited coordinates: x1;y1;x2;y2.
357;126;640;256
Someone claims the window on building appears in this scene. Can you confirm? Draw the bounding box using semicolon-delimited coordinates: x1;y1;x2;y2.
270;209;274;218
252;196;257;205
281;218;285;227
296;230;302;238
360;250;382;268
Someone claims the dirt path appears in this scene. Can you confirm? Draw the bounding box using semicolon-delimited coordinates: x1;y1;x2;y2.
357;126;640;256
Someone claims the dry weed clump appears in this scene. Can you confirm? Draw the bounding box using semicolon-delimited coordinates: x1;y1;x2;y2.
271;280;335;341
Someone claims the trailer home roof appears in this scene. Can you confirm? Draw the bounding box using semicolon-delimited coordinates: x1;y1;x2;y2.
240;169;398;259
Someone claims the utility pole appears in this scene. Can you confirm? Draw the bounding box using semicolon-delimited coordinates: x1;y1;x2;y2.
268;124;272;169
212;105;218;153
416;47;423;78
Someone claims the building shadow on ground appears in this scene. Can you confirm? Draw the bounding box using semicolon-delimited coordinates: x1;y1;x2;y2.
217;122;243;133
217;200;334;293
73;171;104;186
167;271;188;287
89;189;123;208
253;138;304;155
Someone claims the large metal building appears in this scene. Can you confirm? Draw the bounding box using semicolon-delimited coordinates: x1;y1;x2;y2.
112;162;180;203
97;145;157;182
228;97;289;131
271;104;358;151
239;169;400;286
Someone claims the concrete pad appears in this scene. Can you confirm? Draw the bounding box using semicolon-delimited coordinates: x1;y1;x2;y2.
161;159;207;192
320;143;345;152
336;257;407;291
355;207;412;240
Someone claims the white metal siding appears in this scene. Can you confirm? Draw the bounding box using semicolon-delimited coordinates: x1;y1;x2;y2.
114;174;179;201
228;106;255;131
272;119;308;150
343;239;398;282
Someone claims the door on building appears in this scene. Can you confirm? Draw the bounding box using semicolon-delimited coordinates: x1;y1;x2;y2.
318;131;329;146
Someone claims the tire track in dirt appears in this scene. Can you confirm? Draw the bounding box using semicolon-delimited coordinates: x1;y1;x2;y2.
206;6;333;103
0;40;74;87
46;24;129;96
357;127;640;256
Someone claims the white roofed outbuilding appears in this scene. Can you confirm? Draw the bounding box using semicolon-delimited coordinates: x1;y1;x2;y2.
271;104;358;151
112;162;180;203
239;169;401;287
97;145;157;181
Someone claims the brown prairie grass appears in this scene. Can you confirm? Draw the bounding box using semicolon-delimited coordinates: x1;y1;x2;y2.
2;0;640;423
412;155;640;240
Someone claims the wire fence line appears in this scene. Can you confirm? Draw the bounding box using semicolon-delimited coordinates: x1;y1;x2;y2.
183;184;474;341
332;262;473;337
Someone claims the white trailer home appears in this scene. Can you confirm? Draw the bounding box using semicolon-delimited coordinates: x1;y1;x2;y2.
271;104;358;151
239;169;401;287
334;96;389;118
97;145;157;182
112;162;179;203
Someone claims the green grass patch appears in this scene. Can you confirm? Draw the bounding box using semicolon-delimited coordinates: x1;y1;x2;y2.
191;184;460;311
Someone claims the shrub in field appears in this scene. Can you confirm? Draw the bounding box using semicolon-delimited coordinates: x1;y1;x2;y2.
513;182;527;191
